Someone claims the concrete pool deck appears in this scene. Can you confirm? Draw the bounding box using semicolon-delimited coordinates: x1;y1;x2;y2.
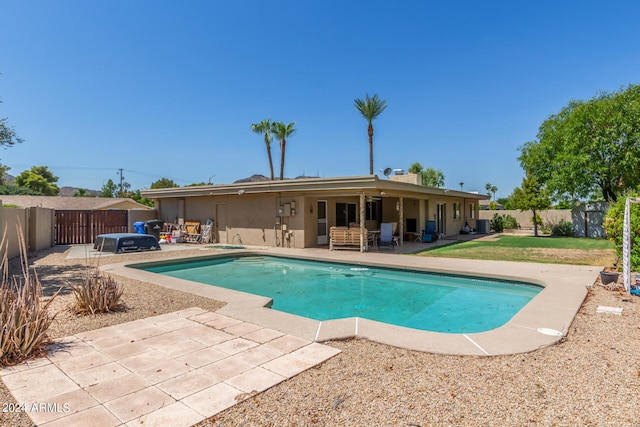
102;245;601;356
0;308;341;426
1;243;600;425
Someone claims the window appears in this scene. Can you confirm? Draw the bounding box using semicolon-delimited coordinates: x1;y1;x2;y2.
453;202;461;219
365;201;381;221
336;203;356;227
469;203;476;219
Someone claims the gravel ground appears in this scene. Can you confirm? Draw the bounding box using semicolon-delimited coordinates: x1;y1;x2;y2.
2;246;639;426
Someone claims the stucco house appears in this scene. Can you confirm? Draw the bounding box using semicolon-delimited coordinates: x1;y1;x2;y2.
141;174;489;250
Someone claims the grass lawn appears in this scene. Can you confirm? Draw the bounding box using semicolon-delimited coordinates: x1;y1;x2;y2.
416;235;616;266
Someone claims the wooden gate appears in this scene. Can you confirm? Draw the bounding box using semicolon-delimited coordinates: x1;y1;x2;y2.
55;210;129;244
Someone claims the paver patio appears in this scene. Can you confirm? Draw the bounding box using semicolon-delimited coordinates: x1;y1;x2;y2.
0;308;340;426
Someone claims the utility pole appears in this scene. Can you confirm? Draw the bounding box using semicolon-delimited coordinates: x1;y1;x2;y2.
117;168;124;196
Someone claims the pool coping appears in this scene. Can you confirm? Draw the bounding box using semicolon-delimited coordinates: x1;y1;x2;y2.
101;248;600;356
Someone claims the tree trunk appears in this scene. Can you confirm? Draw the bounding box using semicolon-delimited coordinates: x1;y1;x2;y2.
279;138;286;180
532;209;539;237
267;147;275;180
368;122;374;175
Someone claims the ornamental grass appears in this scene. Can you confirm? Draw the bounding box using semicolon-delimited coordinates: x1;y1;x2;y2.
69;269;124;315
0;227;58;366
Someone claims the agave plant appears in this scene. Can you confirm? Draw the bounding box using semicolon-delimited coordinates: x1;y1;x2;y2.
0;226;58;366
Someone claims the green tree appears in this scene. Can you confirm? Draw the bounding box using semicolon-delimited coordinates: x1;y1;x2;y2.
150;178;179;189
100;179;118;198
603;192;640;271
271;121;296;180
251;119;275;181
73;188;89;197
510;175;552;237
422;167;445;187
0;164;10;185
408;162;445;187
0;117;22;148
408;162;423;174
497;197;513;209
14;166;59;195
129;189;154;207
0;184;41;195
1;94;23;150
519;84;640;203
354;93;387;175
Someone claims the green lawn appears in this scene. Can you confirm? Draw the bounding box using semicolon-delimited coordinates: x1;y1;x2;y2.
416;235;616;266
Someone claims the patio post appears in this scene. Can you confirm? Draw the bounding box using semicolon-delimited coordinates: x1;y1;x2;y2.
360;193;366;252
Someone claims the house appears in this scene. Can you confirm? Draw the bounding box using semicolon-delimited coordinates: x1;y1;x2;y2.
0;195;153;210
141;174;489;251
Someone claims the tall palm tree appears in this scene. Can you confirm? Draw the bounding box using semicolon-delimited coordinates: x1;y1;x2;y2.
251;119;275;180
271;121;296;180
354;93;387;175
459;182;464;191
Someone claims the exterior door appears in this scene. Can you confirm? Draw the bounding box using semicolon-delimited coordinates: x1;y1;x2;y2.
437;203;446;236
336;203;356;227
216;204;228;244
317;200;328;245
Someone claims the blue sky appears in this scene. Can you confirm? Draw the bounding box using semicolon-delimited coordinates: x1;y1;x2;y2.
1;1;639;198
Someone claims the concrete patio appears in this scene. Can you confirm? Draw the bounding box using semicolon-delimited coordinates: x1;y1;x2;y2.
0;308;340;426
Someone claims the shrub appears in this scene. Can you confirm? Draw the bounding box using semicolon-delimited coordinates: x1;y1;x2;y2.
0;229;58;366
552;219;574;236
491;213;518;232
491;213;504;233
69;268;124;315
603;192;640;271
502;214;518;230
532;213;543;226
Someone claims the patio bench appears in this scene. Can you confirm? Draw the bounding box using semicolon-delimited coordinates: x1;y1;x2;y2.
329;226;368;251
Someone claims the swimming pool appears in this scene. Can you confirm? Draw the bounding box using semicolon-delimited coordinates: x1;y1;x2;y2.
136;255;541;333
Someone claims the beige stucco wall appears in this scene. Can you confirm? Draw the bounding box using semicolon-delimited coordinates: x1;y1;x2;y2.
129;209;160;233
153;193;482;248
479;209;571;229
0;206;29;259
28;207;54;251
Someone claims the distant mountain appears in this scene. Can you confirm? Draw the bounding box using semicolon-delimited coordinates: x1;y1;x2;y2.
233;174;270;183
59;187;101;197
233;174;320;184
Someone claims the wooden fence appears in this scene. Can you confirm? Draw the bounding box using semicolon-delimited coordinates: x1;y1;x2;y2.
55;210;129;244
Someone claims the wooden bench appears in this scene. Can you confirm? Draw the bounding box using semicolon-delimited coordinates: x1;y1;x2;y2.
329;226;368;251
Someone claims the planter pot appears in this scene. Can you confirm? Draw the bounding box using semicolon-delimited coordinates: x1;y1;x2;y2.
600;271;620;285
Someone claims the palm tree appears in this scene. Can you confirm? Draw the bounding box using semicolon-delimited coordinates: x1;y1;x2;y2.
354;93;387;175
485;183;494;199
271;121;296;180
251;119;275;180
459;182;464;191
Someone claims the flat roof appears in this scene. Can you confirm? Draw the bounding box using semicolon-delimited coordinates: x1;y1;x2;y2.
140;175;489;200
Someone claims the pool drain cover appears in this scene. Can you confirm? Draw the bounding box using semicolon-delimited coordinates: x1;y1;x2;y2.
537;328;563;336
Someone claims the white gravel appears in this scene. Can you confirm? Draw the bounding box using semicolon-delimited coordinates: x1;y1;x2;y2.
1;246;639;426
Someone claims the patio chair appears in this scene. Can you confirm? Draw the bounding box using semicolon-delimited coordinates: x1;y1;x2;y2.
422;220;437;243
379;222;395;250
201;219;215;244
184;221;202;243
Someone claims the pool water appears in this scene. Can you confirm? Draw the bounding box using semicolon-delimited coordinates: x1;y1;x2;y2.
138;255;541;333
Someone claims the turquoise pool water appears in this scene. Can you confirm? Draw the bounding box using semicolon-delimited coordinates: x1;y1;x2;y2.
138;255;541;333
